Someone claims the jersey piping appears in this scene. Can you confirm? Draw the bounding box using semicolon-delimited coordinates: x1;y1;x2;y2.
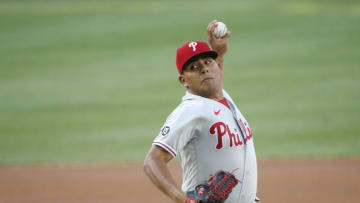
153;141;177;157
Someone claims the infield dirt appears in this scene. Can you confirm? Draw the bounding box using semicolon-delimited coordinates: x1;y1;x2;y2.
0;158;359;203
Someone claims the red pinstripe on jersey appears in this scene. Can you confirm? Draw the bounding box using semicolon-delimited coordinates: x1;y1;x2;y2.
153;141;177;157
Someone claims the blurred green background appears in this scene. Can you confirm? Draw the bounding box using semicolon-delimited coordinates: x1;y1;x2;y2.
0;0;359;165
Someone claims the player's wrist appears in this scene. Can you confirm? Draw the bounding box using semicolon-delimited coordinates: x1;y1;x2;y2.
175;194;186;203
170;187;186;203
177;193;187;203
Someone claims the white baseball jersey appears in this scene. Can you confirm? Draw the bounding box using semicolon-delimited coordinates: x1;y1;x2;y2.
153;89;258;203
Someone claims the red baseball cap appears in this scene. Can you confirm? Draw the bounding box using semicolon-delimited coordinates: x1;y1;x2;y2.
176;41;218;75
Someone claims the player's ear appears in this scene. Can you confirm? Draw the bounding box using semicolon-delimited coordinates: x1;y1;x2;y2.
179;75;189;88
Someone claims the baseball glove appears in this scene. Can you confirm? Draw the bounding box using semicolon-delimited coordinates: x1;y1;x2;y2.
186;170;239;203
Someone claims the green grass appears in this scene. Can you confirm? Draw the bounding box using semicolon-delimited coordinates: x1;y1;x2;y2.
0;0;359;164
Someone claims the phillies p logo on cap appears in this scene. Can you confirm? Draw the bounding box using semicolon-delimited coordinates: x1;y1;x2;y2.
188;42;198;51
176;41;218;75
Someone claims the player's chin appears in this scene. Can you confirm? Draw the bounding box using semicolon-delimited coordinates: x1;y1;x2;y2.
200;82;213;91
200;84;218;95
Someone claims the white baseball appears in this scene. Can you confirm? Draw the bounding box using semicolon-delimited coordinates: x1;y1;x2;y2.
213;22;228;38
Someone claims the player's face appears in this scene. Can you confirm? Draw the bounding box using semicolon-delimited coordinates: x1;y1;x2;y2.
179;56;222;98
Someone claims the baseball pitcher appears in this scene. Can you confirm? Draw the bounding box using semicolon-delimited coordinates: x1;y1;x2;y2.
144;20;259;203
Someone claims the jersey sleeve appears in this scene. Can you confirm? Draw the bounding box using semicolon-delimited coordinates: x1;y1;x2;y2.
152;103;201;157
